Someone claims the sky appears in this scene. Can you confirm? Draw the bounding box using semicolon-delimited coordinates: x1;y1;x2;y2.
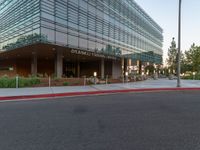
135;0;200;63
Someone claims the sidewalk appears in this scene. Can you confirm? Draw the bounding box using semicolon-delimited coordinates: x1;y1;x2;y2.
0;79;200;100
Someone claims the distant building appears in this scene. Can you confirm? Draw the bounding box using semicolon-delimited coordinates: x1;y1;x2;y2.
0;0;163;78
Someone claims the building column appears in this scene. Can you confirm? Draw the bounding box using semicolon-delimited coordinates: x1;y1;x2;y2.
101;58;105;79
136;60;142;74
112;60;121;79
127;58;132;74
139;61;142;74
31;53;37;76
55;50;63;78
124;58;128;74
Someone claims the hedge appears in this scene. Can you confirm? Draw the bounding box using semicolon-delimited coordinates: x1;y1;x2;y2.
0;76;40;88
182;73;200;80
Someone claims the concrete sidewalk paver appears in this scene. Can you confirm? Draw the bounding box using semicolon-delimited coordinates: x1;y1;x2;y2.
51;86;98;93
0;86;97;97
0;87;52;97
90;84;129;91
0;79;200;99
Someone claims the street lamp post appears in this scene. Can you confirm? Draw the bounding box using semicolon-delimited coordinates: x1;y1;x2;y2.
193;72;196;80
177;0;182;87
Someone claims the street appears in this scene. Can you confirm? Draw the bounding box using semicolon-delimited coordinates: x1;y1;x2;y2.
1;91;200;150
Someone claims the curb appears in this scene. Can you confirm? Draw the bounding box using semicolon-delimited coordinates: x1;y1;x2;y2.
0;87;200;101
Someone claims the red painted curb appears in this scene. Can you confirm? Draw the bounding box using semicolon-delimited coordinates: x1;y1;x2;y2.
0;87;200;101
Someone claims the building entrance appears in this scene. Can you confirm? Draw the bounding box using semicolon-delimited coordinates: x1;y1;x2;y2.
64;61;76;78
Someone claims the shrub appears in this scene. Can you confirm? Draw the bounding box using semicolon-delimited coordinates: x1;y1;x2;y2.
87;80;93;85
0;76;40;88
0;76;15;88
30;77;40;85
54;77;60;82
72;81;80;85
63;82;69;86
182;73;200;80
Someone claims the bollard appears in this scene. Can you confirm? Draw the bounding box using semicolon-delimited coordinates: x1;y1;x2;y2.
94;72;97;85
193;72;196;80
125;72;128;84
106;75;108;85
16;76;19;88
49;76;51;87
94;77;96;85
84;76;86;86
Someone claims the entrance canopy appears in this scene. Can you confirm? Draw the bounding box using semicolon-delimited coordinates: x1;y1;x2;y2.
0;43;121;78
0;43;119;62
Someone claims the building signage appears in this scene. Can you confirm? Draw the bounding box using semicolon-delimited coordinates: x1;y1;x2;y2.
71;49;117;60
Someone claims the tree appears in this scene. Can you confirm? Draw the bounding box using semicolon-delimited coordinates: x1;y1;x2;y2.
166;38;177;73
180;52;190;73
145;64;155;75
185;43;200;72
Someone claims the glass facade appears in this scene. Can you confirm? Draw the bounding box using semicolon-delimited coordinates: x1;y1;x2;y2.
0;0;41;50
0;0;163;63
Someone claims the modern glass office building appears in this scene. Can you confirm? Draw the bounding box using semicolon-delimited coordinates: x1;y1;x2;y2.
0;0;163;78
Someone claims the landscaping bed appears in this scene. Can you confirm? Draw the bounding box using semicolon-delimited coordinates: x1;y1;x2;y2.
0;75;148;88
0;76;40;88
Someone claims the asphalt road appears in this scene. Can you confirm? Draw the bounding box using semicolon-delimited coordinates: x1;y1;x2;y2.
1;91;200;150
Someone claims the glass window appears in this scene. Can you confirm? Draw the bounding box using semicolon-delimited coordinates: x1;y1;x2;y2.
79;38;88;49
79;26;88;33
79;0;87;9
56;31;68;45
68;22;78;30
41;27;55;42
56;17;67;26
41;12;54;21
68;35;78;47
88;40;96;50
96;42;103;52
68;29;78;36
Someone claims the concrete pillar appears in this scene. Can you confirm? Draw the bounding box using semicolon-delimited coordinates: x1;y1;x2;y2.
124;58;128;74
112;60;121;79
101;58;105;79
127;58;132;74
139;61;142;74
31;53;37;76
55;50;63;78
136;60;142;74
77;62;80;78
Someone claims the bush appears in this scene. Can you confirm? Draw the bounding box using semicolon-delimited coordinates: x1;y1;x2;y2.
0;76;16;88
0;76;40;88
63;81;80;86
63;82;69;86
54;77;60;82
182;73;200;80
30;77;40;85
18;77;40;87
72;81;80;85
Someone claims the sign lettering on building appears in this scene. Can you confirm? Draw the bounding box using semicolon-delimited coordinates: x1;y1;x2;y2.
71;49;117;60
